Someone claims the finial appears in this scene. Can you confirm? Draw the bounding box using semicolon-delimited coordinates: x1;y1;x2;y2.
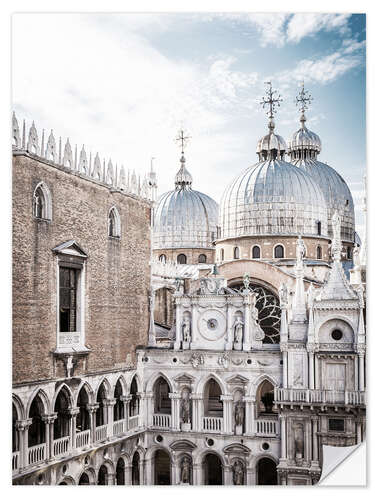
175;128;191;156
150;156;155;172
260;81;283;126
295;81;313;127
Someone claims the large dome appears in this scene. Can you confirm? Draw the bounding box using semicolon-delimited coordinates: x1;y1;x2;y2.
219;120;328;240
289;116;355;242
153;155;218;249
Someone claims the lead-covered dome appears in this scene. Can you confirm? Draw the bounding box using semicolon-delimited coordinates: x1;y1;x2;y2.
220;120;328;239
153;155;218;249
288;114;355;242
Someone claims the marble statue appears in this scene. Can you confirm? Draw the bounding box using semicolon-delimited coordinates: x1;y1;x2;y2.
233;316;244;344
294;423;304;461
279;283;288;308
181;457;190;483
232;460;244;485
181;391;191;423
296;235;306;263
234;401;244;427
182;315;191;343
353;244;361;270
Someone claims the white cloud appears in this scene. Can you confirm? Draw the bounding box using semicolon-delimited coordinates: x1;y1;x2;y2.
286;13;351;44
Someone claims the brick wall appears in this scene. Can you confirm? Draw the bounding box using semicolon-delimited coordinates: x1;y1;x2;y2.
13;153;151;384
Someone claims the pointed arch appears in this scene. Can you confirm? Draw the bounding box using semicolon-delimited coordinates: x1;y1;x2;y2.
12;394;25;420
95;377;111;400
33;181;52;220
196;372;226;396
26;388;50;416
74;381;94;406
113;374;127;396
52;383;74;410
146;371;174;393
108;206;121;238
249;374;278;399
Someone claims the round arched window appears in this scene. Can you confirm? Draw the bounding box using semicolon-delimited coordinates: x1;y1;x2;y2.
234;247;240;259
274;245;284;258
159;254;166;263
198;254;207;263
252;245;261;259
177;254;187;264
317;246;322;260
331;329;343;341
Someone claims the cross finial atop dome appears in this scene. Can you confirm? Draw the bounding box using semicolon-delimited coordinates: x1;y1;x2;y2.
295;81;313;127
260;81;283;124
175;128;191;156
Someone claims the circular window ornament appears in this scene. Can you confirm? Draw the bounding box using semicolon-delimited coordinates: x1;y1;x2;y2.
331;329;343;341
155;435;163;443
198;310;226;340
262;442;270;451
206;438;214;447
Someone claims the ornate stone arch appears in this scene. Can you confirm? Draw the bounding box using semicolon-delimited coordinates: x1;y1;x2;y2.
249;374;278;399
130;446;146;461
196;372;227;396
33;181;52;220
250;452;279;469
113;374;128;398
193;448;228;467
26;388;50;416
146;371;174;393
317;316;355;344
59;475;76;485
100;458;115;475
74;381;94;406
52;383;74;410
129;373;141;394
118;451;131;468
145;445;174;464
12;393;25;420
95;377;111;400
79;467;96;485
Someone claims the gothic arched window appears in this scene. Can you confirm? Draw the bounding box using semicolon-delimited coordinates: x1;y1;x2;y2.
159;254;166;263
317;245;322;260
177;254;187;264
198;254;207;263
33;182;52;220
274;245;284;258
108;207;121;238
234;247;240;259
252;245;261;259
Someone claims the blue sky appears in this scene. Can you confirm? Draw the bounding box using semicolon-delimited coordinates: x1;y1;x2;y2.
12;13;366;238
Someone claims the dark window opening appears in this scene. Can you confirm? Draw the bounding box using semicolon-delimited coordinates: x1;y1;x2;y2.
317;221;321;235
331;329;343;341
177;254;187;264
329;419;345;432
59;267;78;332
159;254;166;263
274;245;284;258
198;254;207;263
252;246;261;259
317;245;322;260
234;246;240;259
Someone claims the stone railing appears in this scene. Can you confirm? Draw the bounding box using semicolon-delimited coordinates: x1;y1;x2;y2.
53;435;70;457
76;429;90;449
12;451;19;471
275;388;366;405
202;416;223;433
153;414;171;429
128;415;139;430
256;418;279;436
95;424;108;442
28;443;46;466
113;418;127;436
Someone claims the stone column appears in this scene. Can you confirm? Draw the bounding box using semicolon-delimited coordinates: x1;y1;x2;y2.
191;393;203;432
243;397;255;435
42;413;57;461
358;353;365;391
225;304;234;350
87;403;99;444
305;419;312;464
107;472;115;485
171;461;178;484
280;415;287;460
190;298;198;349
356;419;362;444
174;296;183;350
283;350;288;388
121;395;132;431
139;458;145;485
220;395;233;434
223;465;232;485
125;465;132;484
308;351;315;389
243;293;251;351
68;406;79;451
246;466;256;485
193;462;202;485
16;418;32;470
311;416;319;464
103;398;116;439
169;393;181;431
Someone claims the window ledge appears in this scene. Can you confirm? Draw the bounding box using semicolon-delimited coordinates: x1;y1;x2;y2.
53;345;91;355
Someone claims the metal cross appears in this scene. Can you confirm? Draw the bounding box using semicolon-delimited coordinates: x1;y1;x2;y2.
175;129;191;154
260;81;283;119
295;81;313;113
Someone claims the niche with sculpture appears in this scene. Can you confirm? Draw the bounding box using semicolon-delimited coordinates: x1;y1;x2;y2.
179;455;192;484
182;312;192;349
180;387;192;431
232;311;244;350
233;389;245;435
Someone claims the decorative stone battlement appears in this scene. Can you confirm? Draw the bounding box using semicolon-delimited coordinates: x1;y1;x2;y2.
12;112;157;203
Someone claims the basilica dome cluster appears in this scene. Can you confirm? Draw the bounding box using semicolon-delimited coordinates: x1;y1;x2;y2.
153;84;355;265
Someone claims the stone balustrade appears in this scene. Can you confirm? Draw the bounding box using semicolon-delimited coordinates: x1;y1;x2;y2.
95;424;108;442
153;414;171;429
202;416;223;432
28;443;46;466
113;418;127;436
256;418;279;436
76;429;90;449
275;388;366;405
53;435;70;457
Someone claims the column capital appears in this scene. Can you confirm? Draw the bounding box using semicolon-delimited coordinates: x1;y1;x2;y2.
190;393;203;400
103;398;117;407
220;395;233;402
243;396;256;403
120;395;132;403
86;403;99;413
41;412;58;424
169;392;181;400
67;406;80;416
15;418;32;431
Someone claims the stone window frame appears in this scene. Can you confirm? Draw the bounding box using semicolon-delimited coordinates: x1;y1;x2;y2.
32;181;52;221
108;206;121;239
53;241;88;352
273;243;285;259
251;245;261;259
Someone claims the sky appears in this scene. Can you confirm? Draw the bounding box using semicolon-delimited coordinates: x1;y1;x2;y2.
12;13;366;239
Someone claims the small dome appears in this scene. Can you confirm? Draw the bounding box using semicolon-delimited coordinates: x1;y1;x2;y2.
154;155;218;249
256;119;287;160
289;123;322;153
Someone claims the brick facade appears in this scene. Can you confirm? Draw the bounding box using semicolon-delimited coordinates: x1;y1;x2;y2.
12;152;151;384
